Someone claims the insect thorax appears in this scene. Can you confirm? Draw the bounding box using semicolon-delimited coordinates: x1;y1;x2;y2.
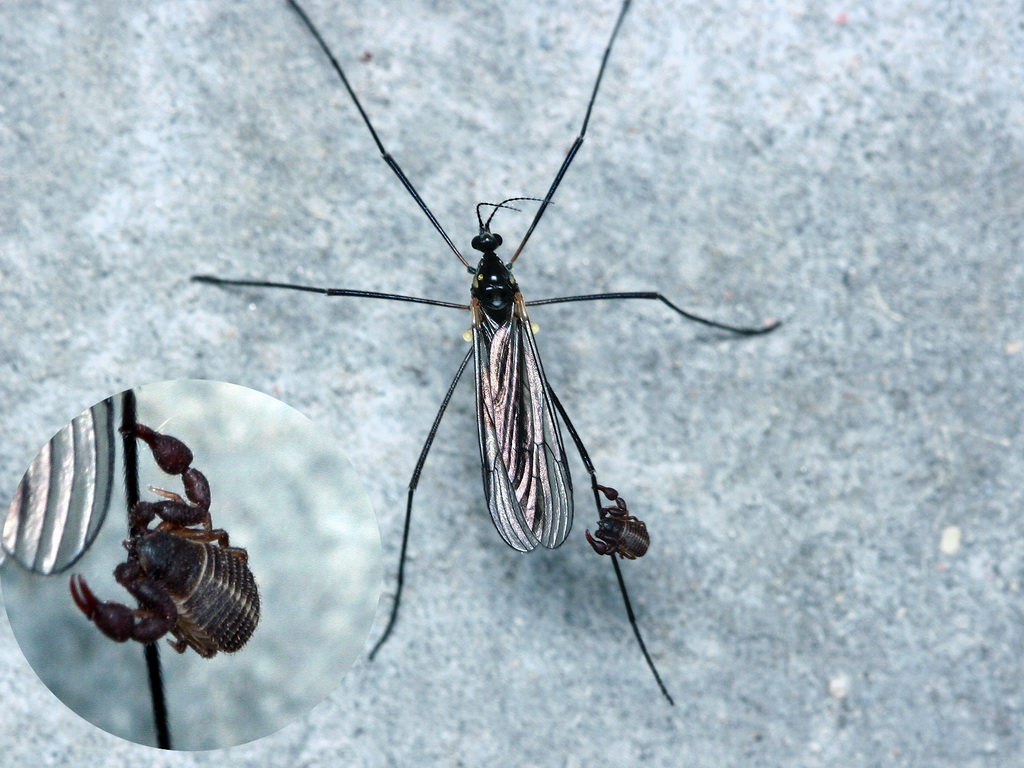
471;250;519;324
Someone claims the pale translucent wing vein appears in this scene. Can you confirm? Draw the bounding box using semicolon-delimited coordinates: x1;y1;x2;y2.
473;301;573;552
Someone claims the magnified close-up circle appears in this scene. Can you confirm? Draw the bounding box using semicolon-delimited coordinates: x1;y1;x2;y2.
1;380;382;750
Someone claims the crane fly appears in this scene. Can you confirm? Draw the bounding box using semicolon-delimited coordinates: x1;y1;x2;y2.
195;0;780;705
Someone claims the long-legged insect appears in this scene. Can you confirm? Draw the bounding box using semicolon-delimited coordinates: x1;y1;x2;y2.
195;0;778;704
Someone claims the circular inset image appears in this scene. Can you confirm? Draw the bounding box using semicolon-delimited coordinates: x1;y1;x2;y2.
0;380;382;749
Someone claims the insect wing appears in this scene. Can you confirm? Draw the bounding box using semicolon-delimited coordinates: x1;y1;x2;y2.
473;299;573;552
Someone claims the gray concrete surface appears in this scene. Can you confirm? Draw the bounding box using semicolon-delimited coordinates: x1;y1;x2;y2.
1;0;1021;765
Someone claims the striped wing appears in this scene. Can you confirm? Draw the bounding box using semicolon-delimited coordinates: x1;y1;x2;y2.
472;297;573;552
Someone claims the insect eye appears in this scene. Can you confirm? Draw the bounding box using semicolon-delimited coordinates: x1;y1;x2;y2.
471;232;502;252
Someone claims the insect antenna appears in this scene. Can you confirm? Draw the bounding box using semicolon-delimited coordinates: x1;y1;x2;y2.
285;0;469;268
476;197;546;234
509;0;633;264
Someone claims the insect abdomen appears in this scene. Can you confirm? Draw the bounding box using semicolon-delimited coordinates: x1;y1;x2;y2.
598;517;650;560
180;543;260;654
614;519;650;559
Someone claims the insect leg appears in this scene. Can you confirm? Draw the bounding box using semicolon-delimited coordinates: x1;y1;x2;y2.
119;390;171;750
369;347;474;660
527;292;780;336
284;0;469;268
511;0;634;263
546;386;675;705
192;276;469;310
